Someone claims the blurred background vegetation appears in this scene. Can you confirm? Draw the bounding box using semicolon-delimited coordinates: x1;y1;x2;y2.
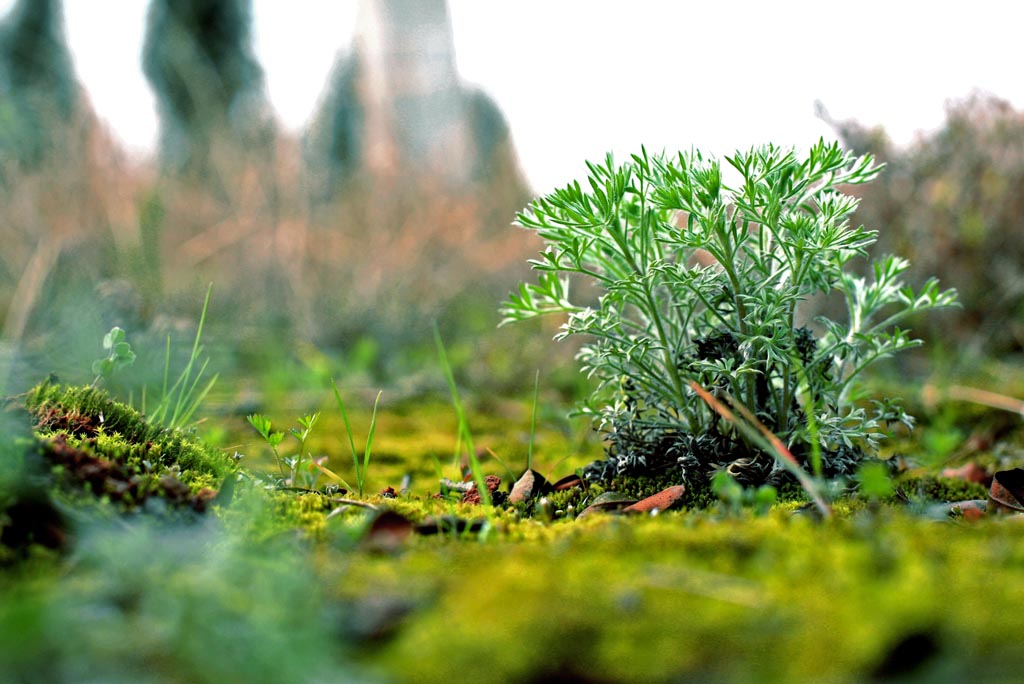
0;0;1020;411
0;0;566;409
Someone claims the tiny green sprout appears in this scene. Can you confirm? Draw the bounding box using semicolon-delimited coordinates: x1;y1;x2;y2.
712;470;777;515
291;413;320;444
855;461;895;500
91;327;136;386
248;413;287;478
290;412;320;486
712;470;745;508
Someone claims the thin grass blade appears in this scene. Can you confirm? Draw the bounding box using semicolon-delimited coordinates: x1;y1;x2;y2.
690;381;831;517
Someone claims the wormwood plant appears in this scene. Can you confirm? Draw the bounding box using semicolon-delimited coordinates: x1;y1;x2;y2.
501;140;956;489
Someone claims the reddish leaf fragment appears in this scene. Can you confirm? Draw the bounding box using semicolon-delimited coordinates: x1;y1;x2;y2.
940;462;990;485
193;488;218;512
509;469;550;504
952;500;988;521
362;510;413;551
927;500;988;520
623;485;687;514
552;474;585;491
989;468;1024;514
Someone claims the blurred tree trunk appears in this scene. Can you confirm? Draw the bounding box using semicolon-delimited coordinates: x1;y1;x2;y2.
304;0;528;203
142;0;275;182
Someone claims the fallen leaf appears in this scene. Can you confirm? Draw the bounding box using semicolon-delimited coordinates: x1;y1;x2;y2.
552;474;586;491
623;485;687;514
940;462;990;485
361;510;414;551
988;468;1024;514
509;469;549;503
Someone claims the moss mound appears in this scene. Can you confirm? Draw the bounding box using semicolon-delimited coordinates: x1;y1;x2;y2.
1;382;238;560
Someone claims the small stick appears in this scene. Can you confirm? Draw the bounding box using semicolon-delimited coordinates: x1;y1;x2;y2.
690;381;832;518
945;385;1024;417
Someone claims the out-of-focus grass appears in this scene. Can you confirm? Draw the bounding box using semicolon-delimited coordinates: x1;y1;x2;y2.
229;392;603;496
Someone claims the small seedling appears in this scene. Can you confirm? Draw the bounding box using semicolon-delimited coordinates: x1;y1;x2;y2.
89;285;216;431
855;461;895;501
290;412;320;484
92;327;136;387
712;470;777;516
247;413;287;479
248;412;337;490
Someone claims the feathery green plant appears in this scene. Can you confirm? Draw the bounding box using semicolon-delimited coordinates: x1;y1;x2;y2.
502;140;957;489
247;413;287;479
247;411;323;489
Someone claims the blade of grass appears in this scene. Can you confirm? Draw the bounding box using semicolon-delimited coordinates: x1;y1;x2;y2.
175;373;219;428
433;324;491;507
310;459;355;493
485;447;517;483
170;284;213;426
332;379;378;496
794;361;823;478
690;380;831;518
944;384;1024;417
362;390;383;494
148;283;215;430
528;369;540;472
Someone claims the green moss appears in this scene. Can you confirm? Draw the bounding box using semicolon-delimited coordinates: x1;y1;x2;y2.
26;381;232;491
7;376;1024;683
325;510;1024;683
29;382;160;445
897;474;989;503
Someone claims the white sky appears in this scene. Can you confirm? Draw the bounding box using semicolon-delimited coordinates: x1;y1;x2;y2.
3;1;1023;193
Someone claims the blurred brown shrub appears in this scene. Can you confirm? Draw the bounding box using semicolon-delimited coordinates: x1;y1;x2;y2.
823;92;1024;357
0;124;557;393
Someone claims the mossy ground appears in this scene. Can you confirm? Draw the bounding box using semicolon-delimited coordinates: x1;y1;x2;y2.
3;377;1024;683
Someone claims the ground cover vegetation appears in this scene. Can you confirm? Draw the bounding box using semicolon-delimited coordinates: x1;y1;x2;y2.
4;84;1024;681
3;348;1024;683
